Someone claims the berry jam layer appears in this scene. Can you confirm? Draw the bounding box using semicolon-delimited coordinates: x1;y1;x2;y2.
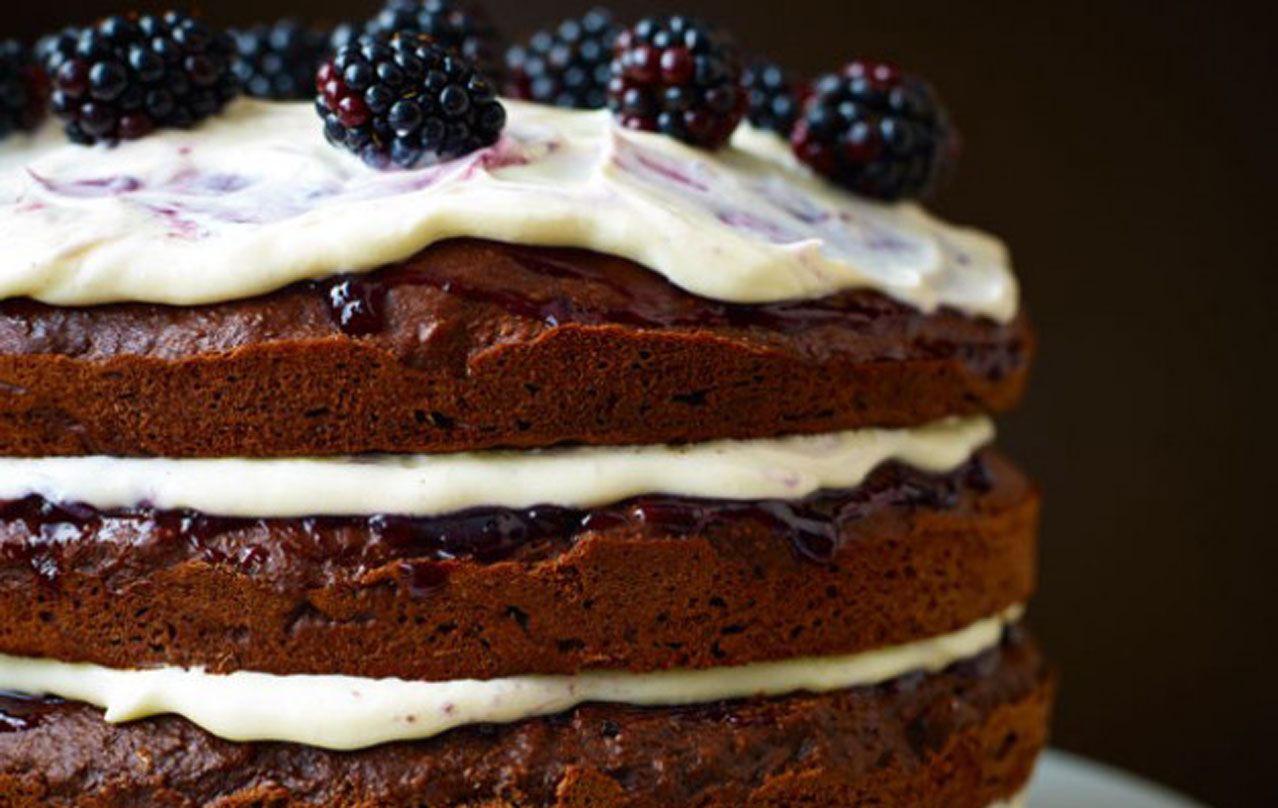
0;239;1032;458
0;631;1052;808
0;451;1036;681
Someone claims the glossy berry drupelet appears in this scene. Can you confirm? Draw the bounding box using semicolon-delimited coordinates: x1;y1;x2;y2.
39;11;238;145
607;14;745;150
791;60;954;201
0;40;48;140
742;57;803;136
316;34;506;169
362;0;504;82
505;7;620;110
328;22;362;53
232;19;329;100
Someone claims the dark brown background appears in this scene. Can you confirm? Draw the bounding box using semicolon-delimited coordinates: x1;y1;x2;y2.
10;1;1277;805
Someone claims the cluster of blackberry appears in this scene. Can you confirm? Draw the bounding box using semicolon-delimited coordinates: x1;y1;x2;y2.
606;14;745;150
38;11;238;144
316;34;505;169
5;3;957;198
500;9;954;199
314;0;511;167
792;60;954;201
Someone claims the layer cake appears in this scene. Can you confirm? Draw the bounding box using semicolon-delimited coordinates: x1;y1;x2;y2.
0;6;1051;806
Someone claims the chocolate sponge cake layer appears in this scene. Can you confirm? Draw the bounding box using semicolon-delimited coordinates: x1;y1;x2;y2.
0;239;1032;458
0;631;1052;808
0;452;1035;681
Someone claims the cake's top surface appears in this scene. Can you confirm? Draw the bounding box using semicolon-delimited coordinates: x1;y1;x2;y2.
0;98;1016;320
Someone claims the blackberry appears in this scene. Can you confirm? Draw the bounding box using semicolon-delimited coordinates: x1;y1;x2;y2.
0;41;48;140
362;0;503;81
39;11;238;145
232;19;329;100
316;34;506;169
742;57;802;136
791;60;954;201
607;14;745;150
505;8;620;110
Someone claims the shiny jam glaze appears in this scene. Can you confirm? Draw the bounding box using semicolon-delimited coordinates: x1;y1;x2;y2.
0;692;61;733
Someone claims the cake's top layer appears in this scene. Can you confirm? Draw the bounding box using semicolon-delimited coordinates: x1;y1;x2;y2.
0;99;1016;321
0;239;1031;458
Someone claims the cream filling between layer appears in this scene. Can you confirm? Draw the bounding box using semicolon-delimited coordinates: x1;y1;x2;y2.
0;99;1017;320
0;607;1021;750
0;416;992;518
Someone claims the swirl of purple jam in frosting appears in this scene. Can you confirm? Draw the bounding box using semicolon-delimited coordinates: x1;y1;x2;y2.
0;99;1016;319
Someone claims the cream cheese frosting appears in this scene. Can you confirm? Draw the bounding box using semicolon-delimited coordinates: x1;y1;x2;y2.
0;98;1017;320
0;607;1021;750
0;415;992;517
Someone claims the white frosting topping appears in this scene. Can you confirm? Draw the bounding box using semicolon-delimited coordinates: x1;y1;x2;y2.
0;99;1016;320
0;416;992;517
0;608;1020;750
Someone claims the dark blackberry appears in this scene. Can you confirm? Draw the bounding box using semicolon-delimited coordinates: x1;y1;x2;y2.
0;41;48;140
39;11;238;145
505;8;620;110
362;0;503;81
316;33;506;169
742;57;802;136
607;14;745;150
791;60;954;201
232;19;329;100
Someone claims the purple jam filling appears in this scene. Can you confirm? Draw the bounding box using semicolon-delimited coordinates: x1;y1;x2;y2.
0;692;61;733
0;458;993;593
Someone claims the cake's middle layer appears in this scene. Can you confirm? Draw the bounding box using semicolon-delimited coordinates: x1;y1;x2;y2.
0;448;1036;681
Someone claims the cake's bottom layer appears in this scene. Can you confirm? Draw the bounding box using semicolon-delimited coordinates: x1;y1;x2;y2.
0;633;1052;808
